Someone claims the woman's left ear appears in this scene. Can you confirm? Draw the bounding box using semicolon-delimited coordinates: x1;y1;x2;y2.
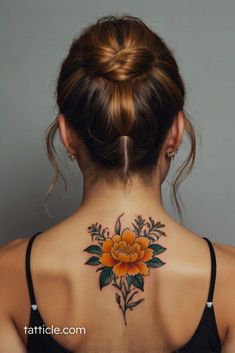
167;110;185;150
175;110;185;148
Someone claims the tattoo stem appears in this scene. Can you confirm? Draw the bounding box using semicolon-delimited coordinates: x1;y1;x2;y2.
113;275;128;326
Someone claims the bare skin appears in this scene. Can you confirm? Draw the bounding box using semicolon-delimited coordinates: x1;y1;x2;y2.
0;111;235;353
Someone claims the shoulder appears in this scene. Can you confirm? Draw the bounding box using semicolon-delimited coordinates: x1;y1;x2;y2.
0;237;30;305
212;240;235;320
213;240;235;282
212;241;235;350
0;237;29;269
213;239;235;270
0;238;30;353
214;240;235;255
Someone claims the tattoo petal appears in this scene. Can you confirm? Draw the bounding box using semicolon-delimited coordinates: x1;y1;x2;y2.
112;234;121;243
127;263;140;276
100;253;118;267
118;253;131;262
129;252;139;262
121;228;136;245
111;247;119;260
113;262;128;276
113;242;119;249
118;240;127;248
132;243;141;253
137;249;145;260
136;261;150;275
102;239;113;252
141;248;154;262
135;236;150;249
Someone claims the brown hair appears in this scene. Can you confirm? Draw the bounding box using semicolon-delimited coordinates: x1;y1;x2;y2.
44;14;196;221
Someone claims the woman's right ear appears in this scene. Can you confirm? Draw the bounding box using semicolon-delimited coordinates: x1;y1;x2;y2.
57;114;77;154
57;114;68;149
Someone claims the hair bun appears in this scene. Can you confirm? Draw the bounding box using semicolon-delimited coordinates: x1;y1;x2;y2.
83;46;155;82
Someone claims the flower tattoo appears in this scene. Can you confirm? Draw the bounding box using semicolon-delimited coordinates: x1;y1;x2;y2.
83;213;167;325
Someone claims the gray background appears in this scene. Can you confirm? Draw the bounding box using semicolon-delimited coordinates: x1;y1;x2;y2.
1;0;234;246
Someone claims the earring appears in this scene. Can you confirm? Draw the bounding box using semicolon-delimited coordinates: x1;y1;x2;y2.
166;149;178;160
68;151;76;161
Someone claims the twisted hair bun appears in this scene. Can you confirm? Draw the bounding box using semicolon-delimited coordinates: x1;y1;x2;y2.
83;45;155;82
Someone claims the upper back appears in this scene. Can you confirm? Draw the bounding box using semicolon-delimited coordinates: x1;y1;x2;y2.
1;211;235;353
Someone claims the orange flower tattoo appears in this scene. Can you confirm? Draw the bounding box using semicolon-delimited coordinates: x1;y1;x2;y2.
84;213;166;325
100;229;153;276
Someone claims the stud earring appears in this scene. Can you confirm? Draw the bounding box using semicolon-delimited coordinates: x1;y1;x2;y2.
68;151;76;161
166;149;178;160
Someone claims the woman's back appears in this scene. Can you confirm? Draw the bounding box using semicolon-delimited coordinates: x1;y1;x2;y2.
1;208;235;353
1;14;235;353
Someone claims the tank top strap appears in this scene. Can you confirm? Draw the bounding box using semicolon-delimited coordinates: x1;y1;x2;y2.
202;236;217;308
25;231;42;310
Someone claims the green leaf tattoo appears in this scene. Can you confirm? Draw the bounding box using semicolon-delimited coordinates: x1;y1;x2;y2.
146;257;166;268
149;243;166;255
83;245;102;255
127;274;144;291
84;213;167;325
99;267;114;289
85;256;100;265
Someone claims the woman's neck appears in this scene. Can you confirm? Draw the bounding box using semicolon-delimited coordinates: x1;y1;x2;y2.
66;174;187;246
78;174;170;221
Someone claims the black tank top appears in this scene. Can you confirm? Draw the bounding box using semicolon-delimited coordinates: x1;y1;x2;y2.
25;232;222;353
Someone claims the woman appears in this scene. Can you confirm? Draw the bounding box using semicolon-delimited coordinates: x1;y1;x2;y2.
0;14;234;353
